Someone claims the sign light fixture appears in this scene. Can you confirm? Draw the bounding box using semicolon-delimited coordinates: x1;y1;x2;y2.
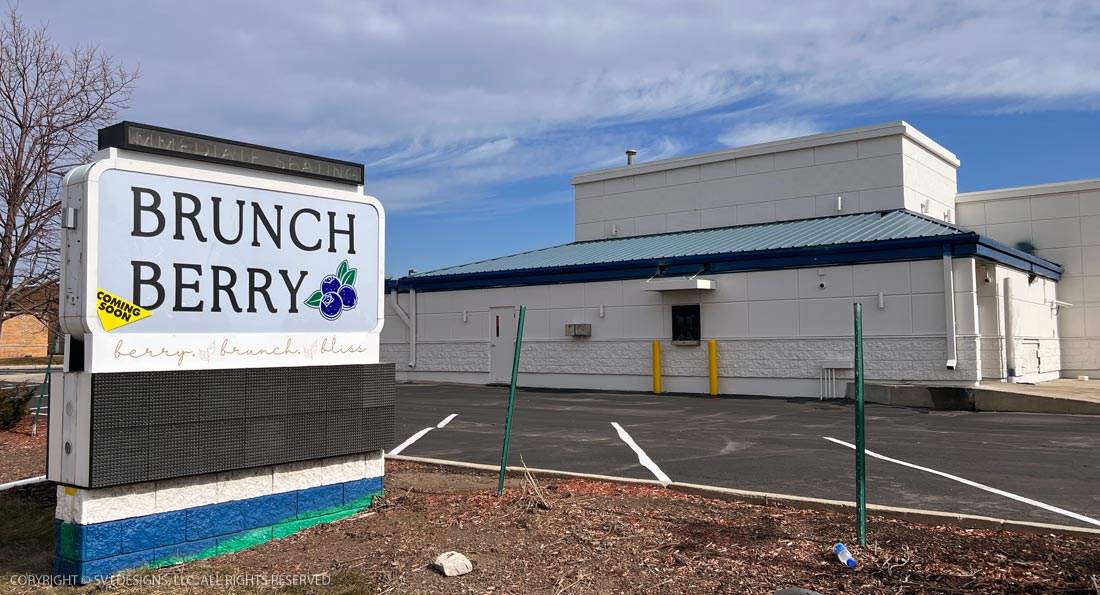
99;121;365;186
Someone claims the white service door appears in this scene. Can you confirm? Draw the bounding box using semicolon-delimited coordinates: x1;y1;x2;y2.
489;306;517;383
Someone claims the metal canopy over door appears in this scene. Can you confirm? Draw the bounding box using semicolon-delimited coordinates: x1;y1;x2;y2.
490;306;517;383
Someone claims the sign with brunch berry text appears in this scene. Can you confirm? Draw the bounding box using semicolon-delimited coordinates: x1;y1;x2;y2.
59;150;384;372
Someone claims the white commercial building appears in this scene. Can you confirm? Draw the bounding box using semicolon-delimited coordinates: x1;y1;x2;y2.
382;121;1088;398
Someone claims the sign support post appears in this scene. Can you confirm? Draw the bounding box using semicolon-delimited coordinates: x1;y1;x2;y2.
30;333;58;437
498;305;526;497
854;303;867;547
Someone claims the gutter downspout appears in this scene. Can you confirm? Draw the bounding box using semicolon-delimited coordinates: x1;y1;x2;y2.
943;246;957;370
1003;278;1016;382
389;288;416;368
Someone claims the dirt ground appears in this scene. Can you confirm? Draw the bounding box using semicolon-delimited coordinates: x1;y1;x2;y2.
0;415;48;484
0;457;1098;594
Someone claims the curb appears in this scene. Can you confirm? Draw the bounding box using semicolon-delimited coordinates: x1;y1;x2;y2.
973;389;1100;416
387;454;1100;540
847;382;1100;416
0;475;47;492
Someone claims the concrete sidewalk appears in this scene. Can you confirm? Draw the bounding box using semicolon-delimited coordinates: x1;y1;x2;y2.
0;369;48;385
852;378;1100;415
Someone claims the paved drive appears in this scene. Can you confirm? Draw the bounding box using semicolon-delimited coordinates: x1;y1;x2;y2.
392;383;1100;529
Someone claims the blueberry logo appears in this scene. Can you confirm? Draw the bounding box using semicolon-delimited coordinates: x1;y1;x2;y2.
305;260;358;321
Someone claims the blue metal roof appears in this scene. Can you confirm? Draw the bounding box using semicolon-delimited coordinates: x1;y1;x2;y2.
393;210;1061;292
418;210;964;276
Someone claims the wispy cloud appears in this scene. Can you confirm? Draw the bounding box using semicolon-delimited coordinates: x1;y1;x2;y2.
21;0;1100;212
369;130;684;212
718;118;824;148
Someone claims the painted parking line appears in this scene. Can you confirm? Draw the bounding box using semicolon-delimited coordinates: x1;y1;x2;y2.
389;414;458;456
611;422;671;483
823;436;1100;528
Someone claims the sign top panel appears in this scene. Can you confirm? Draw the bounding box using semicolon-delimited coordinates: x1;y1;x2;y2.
60;150;384;372
98;122;365;186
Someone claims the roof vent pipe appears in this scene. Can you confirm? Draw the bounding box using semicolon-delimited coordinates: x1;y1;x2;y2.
625;149;637;165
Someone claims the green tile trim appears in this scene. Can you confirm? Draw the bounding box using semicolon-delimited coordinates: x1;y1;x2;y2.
57;522;77;560
151;545;215;568
343;493;378;512
216;527;273;555
149;490;380;569
273;505;362;538
152;545;216;567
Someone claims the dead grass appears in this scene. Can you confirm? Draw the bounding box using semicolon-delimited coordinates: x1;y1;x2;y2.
0;484;54;577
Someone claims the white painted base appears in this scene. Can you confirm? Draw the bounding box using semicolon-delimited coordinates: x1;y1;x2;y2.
56;451;384;525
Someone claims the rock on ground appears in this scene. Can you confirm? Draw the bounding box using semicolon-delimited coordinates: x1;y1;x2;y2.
431;551;472;577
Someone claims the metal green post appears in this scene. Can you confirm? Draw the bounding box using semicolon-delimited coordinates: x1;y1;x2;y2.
854;303;867;547
31;333;59;437
497;305;527;497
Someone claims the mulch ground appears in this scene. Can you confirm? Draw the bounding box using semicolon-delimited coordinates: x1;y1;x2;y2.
0;459;1097;594
0;414;48;484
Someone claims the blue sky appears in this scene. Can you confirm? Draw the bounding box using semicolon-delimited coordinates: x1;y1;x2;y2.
19;1;1100;277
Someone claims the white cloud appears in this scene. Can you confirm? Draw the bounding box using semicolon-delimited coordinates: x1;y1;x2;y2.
367;131;684;212
718;118;824;148
18;0;1100;211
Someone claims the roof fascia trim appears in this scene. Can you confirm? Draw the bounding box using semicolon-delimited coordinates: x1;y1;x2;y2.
392;234;965;292
390;233;1063;294
956;178;1100;203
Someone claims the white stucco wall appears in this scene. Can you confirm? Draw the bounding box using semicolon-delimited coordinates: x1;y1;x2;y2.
571;122;959;241
975;262;1061;383
959;179;1097;376
382;258;983;398
901;137;958;222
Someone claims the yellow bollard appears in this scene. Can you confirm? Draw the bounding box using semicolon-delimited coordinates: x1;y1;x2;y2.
652;340;662;394
708;339;718;396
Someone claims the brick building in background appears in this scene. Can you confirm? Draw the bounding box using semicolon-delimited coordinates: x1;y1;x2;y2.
0;283;58;359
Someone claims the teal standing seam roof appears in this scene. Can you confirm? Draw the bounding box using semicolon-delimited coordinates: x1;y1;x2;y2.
416;210;966;278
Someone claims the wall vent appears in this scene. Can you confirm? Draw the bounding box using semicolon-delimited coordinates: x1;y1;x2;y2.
565;323;592;337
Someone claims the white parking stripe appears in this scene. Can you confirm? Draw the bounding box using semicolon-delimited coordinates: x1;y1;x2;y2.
389;414;458;455
823;436;1100;528
612;422;671;483
389;428;433;456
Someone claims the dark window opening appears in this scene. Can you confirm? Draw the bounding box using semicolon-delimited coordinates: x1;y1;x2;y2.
672;304;701;345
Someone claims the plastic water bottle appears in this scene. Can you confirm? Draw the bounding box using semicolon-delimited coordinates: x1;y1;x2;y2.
834;543;857;567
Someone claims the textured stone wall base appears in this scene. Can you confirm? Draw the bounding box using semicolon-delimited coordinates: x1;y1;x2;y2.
53;451;383;583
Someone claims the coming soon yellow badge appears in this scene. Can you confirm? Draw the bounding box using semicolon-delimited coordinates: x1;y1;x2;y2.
96;289;151;331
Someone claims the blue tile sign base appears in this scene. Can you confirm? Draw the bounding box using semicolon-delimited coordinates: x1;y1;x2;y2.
53;452;383;584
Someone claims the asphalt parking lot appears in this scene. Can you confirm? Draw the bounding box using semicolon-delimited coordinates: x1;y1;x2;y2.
391;382;1100;529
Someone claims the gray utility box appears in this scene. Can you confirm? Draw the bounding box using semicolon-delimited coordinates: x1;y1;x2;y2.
565;323;592;337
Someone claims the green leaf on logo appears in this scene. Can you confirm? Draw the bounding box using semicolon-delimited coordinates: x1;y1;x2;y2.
340;268;357;288
337;260;349;280
305;290;323;308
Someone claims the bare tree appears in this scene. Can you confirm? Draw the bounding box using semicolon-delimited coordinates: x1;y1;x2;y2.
0;9;137;337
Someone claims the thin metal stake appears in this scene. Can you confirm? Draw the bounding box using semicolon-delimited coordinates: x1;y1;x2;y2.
31;333;59;437
854;303;867;546
497;306;527;497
